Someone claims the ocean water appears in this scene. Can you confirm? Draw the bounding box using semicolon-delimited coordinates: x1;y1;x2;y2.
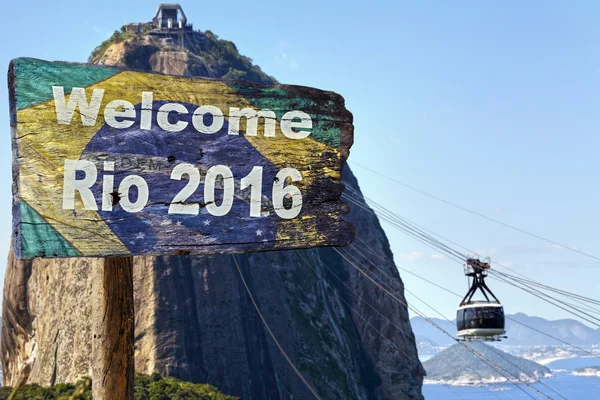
423;372;600;399
423;357;600;399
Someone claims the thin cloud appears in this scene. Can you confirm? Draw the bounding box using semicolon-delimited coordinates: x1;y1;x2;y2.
399;251;425;261
473;248;498;257
496;260;514;268
501;243;581;255
550;243;580;252
388;136;402;145
430;254;446;260
275;40;301;70
92;25;111;38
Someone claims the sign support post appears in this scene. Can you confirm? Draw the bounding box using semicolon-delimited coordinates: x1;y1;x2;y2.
91;257;135;399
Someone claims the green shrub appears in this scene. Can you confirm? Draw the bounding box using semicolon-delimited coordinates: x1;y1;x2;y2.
87;25;277;86
0;374;237;400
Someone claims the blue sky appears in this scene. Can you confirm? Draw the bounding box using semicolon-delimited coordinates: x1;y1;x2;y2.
0;0;598;324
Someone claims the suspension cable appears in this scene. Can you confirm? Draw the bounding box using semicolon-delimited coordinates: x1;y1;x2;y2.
342;193;465;263
296;252;472;400
348;159;599;262
343;245;569;400
232;255;322;400
296;253;415;359
332;247;552;400
344;189;600;319
351;237;600;359
491;270;600;308
489;272;600;329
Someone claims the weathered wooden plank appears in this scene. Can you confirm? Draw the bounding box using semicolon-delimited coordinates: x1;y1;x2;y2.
91;257;135;399
9;58;355;259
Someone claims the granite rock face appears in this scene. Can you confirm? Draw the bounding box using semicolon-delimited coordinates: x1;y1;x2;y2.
1;27;424;400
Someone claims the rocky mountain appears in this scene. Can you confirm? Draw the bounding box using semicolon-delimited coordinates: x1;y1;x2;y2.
423;342;551;384
1;11;424;400
88;23;276;85
411;313;600;348
505;313;600;345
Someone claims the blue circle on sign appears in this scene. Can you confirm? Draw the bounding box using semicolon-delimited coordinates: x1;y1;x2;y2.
81;101;280;254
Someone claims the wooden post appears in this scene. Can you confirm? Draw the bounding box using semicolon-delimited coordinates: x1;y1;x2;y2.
91;257;135;399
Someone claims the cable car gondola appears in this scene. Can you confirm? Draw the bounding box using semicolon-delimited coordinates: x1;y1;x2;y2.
456;257;506;341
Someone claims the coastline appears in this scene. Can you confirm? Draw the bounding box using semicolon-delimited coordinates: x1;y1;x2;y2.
423;372;551;387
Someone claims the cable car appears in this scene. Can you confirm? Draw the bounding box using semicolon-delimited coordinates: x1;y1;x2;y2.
456;256;506;341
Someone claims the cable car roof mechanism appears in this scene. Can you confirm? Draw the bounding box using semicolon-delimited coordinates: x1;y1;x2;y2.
456;256;507;342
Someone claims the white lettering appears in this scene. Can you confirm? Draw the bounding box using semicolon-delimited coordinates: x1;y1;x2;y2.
53;86;105;126
157;103;188;132
101;161;115;211
192;105;224;134
118;175;149;213
228;108;276;137
281;111;312;139
52;89;313;141
63;160;98;210
140;92;153;130
204;165;234;216
104;100;135;129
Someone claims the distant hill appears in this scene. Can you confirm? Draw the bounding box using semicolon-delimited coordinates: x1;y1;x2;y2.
504;313;600;345
415;336;444;356
411;313;600;347
573;366;600;377
410;317;456;347
423;342;550;384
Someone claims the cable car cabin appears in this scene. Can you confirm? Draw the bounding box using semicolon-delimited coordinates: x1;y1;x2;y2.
456;302;505;341
456;257;507;341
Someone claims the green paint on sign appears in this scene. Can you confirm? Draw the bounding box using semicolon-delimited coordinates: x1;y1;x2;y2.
20;201;80;258
228;82;342;149
13;58;120;110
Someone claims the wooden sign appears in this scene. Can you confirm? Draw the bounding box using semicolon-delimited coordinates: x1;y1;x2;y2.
9;58;354;259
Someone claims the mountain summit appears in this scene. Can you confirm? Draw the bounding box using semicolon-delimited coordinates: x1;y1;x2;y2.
89;9;276;84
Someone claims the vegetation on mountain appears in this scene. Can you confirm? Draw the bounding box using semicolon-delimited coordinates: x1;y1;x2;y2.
88;24;277;85
0;374;237;400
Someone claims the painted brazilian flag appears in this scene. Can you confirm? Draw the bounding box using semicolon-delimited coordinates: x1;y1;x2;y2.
9;58;354;259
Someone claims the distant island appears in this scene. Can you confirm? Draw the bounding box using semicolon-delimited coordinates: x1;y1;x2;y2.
422;342;551;386
573;367;600;377
411;313;600;367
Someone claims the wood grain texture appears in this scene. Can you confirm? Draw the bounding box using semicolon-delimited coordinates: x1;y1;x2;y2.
9;58;355;259
91;257;135;400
